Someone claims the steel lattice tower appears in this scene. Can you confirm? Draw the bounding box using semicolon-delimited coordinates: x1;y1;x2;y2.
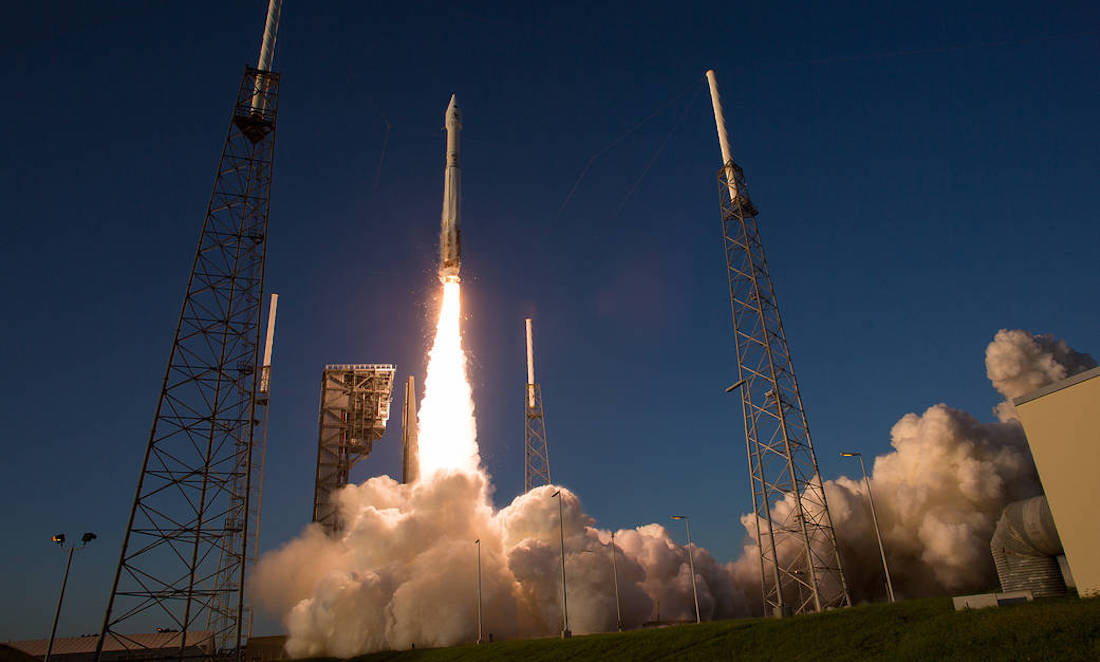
95;6;283;659
524;318;552;491
706;70;850;616
210;292;278;640
313;364;396;534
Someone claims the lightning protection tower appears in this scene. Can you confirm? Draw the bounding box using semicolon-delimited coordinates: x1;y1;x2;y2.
96;2;284;660
524;318;552;491
313;364;396;534
401;375;419;484
705;70;850;616
209;292;278;640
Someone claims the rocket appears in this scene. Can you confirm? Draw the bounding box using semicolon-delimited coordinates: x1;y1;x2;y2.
438;94;462;281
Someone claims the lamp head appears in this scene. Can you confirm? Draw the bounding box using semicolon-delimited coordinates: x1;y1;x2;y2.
82;532;97;545
51;534;65;546
671;515;687;520
840;452;860;457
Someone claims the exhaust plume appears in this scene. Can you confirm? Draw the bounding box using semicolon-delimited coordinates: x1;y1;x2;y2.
254;329;1092;653
985;328;1095;421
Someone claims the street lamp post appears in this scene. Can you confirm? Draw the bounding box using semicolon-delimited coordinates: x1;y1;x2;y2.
46;532;96;662
551;491;571;638
474;538;483;643
841;452;895;603
610;532;623;631
670;516;700;624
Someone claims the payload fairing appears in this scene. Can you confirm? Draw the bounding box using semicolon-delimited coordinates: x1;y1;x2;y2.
439;94;462;281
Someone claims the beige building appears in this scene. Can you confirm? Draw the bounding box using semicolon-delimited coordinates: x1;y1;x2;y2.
1014;366;1100;598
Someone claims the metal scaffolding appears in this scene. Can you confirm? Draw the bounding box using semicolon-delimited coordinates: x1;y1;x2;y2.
523;319;552;491
524;384;552;491
96;63;280;661
707;70;849;617
209;293;278;640
313;364;396;534
717;162;850;616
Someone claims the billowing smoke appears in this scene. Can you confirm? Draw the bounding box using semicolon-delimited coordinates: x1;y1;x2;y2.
254;329;1091;654
807;329;1093;603
252;474;749;656
984;329;1096;421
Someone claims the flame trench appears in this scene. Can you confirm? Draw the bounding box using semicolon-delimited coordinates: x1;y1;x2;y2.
417;278;479;477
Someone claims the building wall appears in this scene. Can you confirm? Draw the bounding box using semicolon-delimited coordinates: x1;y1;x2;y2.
1014;368;1100;598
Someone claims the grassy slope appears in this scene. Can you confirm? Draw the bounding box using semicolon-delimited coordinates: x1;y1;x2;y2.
311;597;1100;662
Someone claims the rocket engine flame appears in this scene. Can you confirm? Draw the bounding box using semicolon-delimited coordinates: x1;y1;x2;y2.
416;277;479;477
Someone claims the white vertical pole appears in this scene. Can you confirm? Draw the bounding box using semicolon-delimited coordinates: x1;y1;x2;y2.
251;0;283;113
257;0;283;71
525;318;536;408
259;293;278;394
705;70;739;203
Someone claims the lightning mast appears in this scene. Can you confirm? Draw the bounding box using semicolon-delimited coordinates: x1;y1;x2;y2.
95;2;284;659
524;318;552;491
401;376;419;484
705;69;850;616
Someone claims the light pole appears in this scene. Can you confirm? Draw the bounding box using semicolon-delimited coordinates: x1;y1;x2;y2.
841;452;895;603
46;532;96;662
670;516;700;624
551;490;570;638
610;532;623;631
474;538;483;644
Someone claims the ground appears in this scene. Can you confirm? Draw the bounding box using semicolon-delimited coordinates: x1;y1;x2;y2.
297;595;1100;661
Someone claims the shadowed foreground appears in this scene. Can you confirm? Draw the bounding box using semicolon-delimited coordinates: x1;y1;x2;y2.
295;596;1100;661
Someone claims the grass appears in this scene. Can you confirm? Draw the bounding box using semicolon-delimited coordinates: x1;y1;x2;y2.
304;596;1100;662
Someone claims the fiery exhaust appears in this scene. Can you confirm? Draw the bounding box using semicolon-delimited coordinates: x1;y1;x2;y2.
416;277;479;477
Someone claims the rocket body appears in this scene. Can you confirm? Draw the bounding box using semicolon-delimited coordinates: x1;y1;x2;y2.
439;95;462;281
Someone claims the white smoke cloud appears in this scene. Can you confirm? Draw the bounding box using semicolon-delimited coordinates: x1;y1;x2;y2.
816;330;1092;602
984;329;1095;421
255;329;1092;653
253;474;749;655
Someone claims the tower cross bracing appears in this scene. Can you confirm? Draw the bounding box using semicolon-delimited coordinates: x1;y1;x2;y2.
717;162;850;616
313;364;395;534
96;65;280;661
706;69;849;617
524;383;552;491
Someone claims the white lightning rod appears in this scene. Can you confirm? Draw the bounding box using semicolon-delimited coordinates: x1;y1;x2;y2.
251;0;283;113
525;318;536;408
257;0;283;72
259;293;278;393
705;70;739;203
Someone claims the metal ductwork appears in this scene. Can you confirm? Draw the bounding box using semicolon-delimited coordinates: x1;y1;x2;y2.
990;495;1067;597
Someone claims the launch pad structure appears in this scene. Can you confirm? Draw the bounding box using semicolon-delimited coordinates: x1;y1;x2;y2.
524;318;552;491
313;364;396;534
706;70;851;616
95;2;284;659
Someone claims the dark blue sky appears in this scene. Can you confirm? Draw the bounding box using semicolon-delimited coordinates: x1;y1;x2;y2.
2;0;1097;641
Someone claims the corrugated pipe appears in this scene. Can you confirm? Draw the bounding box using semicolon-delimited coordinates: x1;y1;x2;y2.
990;495;1066;597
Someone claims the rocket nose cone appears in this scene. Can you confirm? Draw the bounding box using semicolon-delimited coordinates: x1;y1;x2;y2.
446;94;460;124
